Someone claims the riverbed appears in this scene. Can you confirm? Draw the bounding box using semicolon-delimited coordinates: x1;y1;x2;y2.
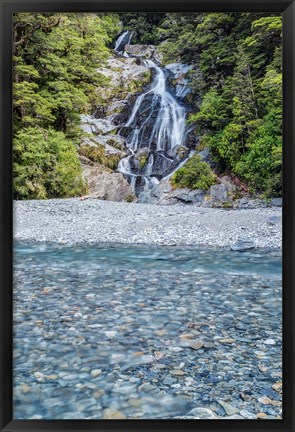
13;241;282;419
13;198;282;248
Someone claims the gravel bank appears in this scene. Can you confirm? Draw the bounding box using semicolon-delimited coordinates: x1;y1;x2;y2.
14;198;282;249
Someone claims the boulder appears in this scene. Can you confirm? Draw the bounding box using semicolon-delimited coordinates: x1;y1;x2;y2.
81;115;117;135
122;44;164;63
270;197;282;207
143;179;205;205
81;164;134;202
209;177;236;202
210;184;228;201
230;237;256;252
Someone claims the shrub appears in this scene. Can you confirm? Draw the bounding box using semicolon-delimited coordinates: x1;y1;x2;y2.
79;145;121;170
125;194;135;202
171;154;217;191
13;126;86;199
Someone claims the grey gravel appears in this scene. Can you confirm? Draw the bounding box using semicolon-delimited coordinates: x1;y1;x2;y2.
14;198;282;249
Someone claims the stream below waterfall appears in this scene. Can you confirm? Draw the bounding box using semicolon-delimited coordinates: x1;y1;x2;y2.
13;241;282;419
114;31;192;199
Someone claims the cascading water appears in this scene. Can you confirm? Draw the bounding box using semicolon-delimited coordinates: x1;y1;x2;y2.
114;30;134;56
115;32;190;198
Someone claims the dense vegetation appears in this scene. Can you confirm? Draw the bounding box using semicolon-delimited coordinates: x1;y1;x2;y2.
156;13;282;197
171;154;216;191
13;12;282;199
13;13;121;199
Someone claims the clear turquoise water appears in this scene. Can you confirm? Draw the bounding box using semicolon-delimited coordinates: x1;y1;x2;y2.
13;242;282;419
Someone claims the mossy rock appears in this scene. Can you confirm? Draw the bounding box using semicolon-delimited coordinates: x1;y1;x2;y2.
78;145;121;171
138;154;149;169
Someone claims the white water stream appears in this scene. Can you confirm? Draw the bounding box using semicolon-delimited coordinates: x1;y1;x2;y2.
115;31;189;195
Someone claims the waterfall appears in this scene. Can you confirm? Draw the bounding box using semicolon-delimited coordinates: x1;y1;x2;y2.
114;32;190;197
114;30;134;55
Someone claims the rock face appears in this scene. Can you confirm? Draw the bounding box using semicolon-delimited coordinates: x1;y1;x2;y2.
81;163;134;202
78;54;151;202
210;178;236;202
141;179;206;205
165;62;193;99
96;57;151;117
142;176;238;206
125;44;163;63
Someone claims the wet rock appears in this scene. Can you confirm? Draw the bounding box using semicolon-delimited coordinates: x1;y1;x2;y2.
218;338;236;344
188;407;218;419
264;338;276;345
257;412;268;419
217;400;239;416
102;408;126;419
90;369;102;378
272;381;282;393
240;409;256;419
170;370;186;376
165;62;193;99
230;237;255;252
258;396;272;405
187;340;204;350
162;376;177;385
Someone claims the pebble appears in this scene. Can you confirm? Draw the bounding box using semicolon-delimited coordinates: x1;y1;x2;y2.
91;369;102;378
14;199;282;249
187;340;204;350
102;408;126;419
218;338;236;344
264;338;276;345
170;370;186;376
217;400;239;416
258;396;272;405
272;381;282;393
13;240;282;420
257;412;268;419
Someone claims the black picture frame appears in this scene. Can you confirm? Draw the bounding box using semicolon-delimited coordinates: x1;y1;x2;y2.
0;0;294;431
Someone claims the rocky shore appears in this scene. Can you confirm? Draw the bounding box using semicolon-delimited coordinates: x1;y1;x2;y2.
14;198;282;249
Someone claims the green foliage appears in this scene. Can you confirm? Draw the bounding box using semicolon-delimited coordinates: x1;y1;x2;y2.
13;12;121;199
235;110;282;197
125;194;136;203
160;12;282;197
13;127;86;199
138;154;148;169
78;145;121;170
171;154;216;191
13;12;283;200
120;13;166;44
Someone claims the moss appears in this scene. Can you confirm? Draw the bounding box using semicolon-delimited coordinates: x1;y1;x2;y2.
78;145;121;170
138;154;148;169
106;138;124;151
125;194;136;202
171;154;216;191
221;201;233;209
